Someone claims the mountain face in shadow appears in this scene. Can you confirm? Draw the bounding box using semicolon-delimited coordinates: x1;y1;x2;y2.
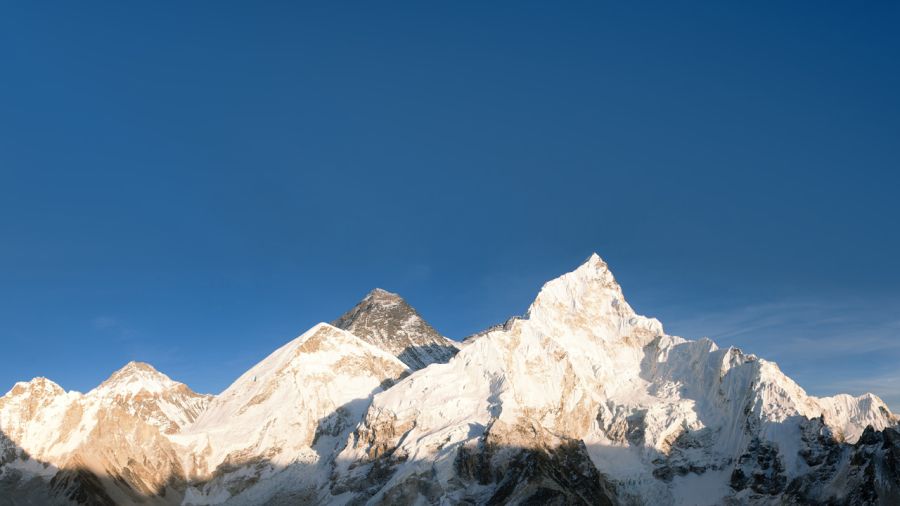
3;413;899;505
2;254;899;505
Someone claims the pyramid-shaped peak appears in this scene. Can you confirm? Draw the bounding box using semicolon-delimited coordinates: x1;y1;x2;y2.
121;360;158;372
581;252;606;268
362;287;406;305
539;253;621;297
332;289;457;370
108;360;164;378
97;360;179;395
573;252;614;277
525;253;658;339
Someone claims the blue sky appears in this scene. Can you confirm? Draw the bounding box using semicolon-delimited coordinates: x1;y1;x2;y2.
1;2;898;407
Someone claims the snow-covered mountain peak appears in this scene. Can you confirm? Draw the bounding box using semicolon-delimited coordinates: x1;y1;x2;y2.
4;377;65;399
815;391;897;442
95;360;182;396
330;256;899;505
574;251;616;279
581;251;611;271
529;253;621;310
332;288;458;370
105;360;162;378
3;255;899;505
85;361;212;435
0;378;73;435
525;253;663;346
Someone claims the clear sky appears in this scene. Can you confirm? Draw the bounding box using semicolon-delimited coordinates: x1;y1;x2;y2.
2;2;898;408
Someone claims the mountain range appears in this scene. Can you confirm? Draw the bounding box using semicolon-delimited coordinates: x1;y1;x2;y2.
2;254;898;505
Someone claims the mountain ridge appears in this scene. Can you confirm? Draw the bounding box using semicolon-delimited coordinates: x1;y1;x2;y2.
1;254;897;505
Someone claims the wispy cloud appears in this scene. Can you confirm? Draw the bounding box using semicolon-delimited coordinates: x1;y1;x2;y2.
405;263;433;282
91;316;119;330
90;316;135;341
665;298;900;356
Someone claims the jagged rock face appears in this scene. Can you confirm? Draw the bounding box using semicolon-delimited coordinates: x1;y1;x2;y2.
452;422;618;506
758;423;900;506
1;254;898;505
332;288;458;370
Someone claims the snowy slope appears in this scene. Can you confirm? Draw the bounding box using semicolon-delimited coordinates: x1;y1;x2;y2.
330;254;899;505
1;254;897;505
178;323;409;504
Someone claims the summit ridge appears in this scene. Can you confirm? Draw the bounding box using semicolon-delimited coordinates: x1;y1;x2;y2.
331;287;458;370
1;254;897;505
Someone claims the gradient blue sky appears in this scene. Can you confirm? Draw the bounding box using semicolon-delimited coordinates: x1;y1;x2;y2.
2;2;898;407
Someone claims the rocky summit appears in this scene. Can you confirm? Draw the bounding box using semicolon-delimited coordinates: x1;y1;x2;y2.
1;254;898;505
332;288;458;370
